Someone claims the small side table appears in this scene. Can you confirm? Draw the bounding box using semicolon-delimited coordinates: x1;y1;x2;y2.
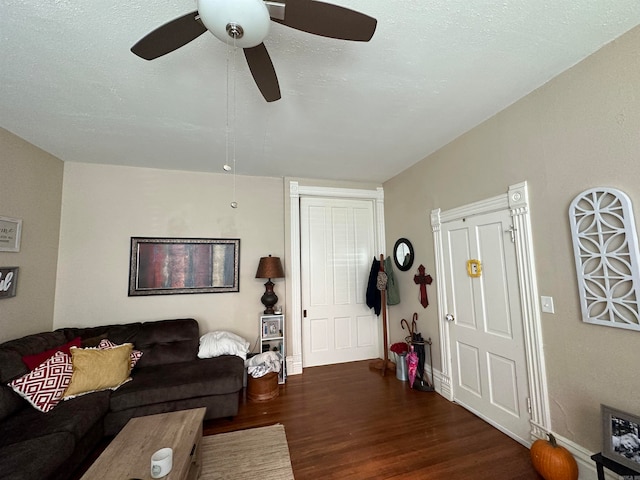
591;452;640;480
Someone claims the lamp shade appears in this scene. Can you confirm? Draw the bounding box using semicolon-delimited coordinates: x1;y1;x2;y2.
255;255;285;279
197;0;270;48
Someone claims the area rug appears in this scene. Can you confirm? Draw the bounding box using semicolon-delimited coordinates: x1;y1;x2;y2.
199;424;295;480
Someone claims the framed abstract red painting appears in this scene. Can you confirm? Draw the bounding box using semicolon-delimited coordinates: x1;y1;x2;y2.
128;237;240;296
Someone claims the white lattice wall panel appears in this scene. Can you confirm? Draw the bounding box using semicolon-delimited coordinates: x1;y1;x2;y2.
569;187;640;331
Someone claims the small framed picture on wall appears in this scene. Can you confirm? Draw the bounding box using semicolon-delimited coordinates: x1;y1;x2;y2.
0;216;22;252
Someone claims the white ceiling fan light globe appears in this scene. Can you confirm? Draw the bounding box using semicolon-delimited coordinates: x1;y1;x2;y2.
197;0;271;48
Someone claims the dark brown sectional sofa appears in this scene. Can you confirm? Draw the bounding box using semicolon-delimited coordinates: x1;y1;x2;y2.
0;318;245;480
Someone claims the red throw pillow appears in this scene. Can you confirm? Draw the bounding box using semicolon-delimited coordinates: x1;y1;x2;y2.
22;337;82;371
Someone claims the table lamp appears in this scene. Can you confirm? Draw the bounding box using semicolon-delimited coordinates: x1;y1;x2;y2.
255;255;285;314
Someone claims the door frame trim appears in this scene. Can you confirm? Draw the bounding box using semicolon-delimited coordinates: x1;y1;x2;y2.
431;181;550;442
288;182;385;375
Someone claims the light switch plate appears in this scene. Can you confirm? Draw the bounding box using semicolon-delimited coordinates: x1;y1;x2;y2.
541;296;555;314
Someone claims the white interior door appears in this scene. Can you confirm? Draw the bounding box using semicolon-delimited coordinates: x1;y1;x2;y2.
442;209;531;445
300;197;379;367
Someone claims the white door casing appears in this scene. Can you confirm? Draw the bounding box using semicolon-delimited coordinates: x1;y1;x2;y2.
288;183;385;375
300;197;379;367
431;181;550;443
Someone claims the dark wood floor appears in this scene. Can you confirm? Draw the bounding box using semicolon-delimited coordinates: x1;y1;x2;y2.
204;361;543;479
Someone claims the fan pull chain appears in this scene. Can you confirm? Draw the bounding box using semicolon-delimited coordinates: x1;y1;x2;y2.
230;37;238;209
223;38;238;208
223;44;231;173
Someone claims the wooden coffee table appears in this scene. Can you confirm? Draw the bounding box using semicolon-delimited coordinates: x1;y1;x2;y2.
81;407;206;480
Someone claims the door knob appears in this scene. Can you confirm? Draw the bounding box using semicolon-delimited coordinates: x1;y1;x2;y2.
445;313;455;322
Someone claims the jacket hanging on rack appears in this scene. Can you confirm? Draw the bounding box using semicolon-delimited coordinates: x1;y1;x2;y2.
366;257;381;315
384;256;400;305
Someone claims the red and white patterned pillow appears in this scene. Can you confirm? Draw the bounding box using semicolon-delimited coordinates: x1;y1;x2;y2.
9;351;73;413
97;339;143;368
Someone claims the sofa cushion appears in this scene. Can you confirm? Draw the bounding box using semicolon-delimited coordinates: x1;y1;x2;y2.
0;331;68;384
81;332;109;348
58;323;141;346
0;432;76;480
109;355;244;412
9;351;73;413
0;331;68;422
63;344;133;399
133;319;199;367
103;392;240;436
0;386;24;424
0;390;111;448
59;319;199;368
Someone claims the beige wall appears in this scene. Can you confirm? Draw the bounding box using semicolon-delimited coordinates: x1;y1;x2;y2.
384;25;640;453
53;162;285;347
0;128;63;342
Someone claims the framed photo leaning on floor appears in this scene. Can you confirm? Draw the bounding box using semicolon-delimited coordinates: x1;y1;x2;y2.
602;404;640;473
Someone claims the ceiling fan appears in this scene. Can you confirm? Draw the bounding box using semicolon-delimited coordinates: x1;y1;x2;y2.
131;0;377;102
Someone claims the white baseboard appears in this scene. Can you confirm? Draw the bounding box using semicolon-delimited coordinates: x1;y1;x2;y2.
431;366;443;395
286;355;302;375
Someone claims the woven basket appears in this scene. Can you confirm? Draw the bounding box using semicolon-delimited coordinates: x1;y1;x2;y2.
247;371;279;402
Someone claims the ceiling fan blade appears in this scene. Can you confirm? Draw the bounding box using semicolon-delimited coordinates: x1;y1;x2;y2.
243;43;281;102
272;0;377;42
131;11;207;60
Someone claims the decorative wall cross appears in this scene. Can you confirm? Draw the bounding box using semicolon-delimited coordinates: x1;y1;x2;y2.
413;264;433;308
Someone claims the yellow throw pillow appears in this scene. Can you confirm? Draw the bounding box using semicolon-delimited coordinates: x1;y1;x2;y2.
63;343;133;399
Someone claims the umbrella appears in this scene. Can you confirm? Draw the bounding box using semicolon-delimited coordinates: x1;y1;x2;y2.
403;313;426;384
409;313;426;382
407;345;419;388
412;335;426;382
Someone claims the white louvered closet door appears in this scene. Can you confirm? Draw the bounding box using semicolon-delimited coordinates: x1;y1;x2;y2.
300;197;379;367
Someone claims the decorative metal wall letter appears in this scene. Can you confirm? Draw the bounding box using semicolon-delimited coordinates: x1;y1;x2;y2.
569;187;640;331
0;267;18;299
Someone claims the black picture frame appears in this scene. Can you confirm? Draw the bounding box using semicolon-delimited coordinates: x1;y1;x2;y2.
0;267;18;299
602;404;640;473
129;237;240;296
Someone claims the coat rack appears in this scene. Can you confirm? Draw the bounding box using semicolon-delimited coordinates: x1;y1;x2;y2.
369;254;394;376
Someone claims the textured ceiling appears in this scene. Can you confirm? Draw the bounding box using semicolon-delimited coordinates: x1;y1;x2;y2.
2;1;640;183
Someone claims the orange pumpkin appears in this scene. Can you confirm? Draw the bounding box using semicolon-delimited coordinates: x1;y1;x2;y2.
530;433;578;480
